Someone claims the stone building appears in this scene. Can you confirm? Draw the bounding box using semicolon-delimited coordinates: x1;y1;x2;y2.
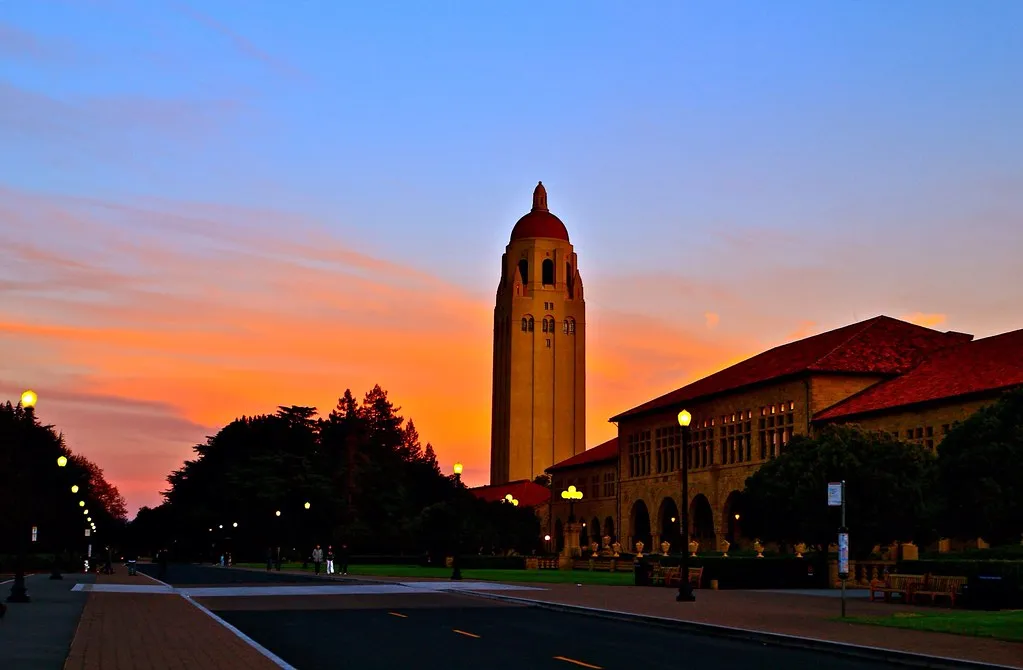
489;182;586;485
545;316;1023;554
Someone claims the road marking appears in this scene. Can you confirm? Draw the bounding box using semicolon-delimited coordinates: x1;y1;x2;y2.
388;612;408;618
554;656;602;669
453;629;480;638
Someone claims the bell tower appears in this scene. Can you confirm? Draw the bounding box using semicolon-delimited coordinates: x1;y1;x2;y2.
490;182;586;484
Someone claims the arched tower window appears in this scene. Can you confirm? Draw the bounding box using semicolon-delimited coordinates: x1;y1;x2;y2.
541;258;554;286
542;316;555;333
563;317;576;335
518;259;529;284
521;315;534;332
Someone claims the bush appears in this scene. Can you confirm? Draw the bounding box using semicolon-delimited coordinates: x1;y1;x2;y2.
898;559;1023;583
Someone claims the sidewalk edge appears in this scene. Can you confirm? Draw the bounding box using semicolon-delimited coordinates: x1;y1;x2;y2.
457;590;1019;670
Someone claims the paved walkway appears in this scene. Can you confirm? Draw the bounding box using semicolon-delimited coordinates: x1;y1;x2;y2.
63;569;282;670
0;573;92;670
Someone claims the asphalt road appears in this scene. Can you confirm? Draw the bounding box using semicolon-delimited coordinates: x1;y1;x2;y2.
138;564;904;670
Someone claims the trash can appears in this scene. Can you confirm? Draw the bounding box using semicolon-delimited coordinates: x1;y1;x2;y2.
964;575;1006;610
634;559;650;586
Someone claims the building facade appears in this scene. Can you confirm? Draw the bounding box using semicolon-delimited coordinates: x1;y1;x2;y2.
490;182;586;485
545;316;1023;554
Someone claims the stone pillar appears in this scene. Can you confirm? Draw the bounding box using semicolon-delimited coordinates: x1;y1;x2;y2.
562;522;582;559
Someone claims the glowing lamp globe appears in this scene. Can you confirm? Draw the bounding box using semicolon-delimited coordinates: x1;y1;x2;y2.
677;410;692;427
232;522;238;528
21;390;37;408
505;494;513;501
79;501;85;507
453;462;463;475
304;502;311;509
71;485;79;493
275;510;281;517
544;534;551;542
57;455;68;467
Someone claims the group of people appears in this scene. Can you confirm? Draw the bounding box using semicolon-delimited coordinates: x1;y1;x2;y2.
310;543;349;576
264;543;349;575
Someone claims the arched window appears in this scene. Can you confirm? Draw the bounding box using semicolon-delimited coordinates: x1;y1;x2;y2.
542;258;554;286
521;317;528;331
547;317;556;332
563;317;576;334
528;316;534;332
518;259;529;284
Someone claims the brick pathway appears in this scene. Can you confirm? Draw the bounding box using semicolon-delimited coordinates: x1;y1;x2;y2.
63;570;280;670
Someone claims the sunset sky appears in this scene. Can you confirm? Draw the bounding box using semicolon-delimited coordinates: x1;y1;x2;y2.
2;1;1021;515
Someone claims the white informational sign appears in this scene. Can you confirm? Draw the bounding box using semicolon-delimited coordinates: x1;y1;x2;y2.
838;532;850;578
827;483;843;506
31;525;38;542
85;528;91;537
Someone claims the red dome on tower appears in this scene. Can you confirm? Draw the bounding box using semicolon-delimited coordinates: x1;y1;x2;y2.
509;181;570;242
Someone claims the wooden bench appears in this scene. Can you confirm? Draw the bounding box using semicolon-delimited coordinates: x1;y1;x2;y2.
869;573;925;603
914;575;967;607
663;566;703;589
573;558;616;572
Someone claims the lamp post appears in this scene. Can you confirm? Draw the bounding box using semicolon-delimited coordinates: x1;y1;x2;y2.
451;462;463;580
677;409;695;602
6;391;37;603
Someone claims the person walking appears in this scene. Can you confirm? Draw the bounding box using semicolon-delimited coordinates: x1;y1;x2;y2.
326;546;335;575
339;542;349;576
312;544;323;575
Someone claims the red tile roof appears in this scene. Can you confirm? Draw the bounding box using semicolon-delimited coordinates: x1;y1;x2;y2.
471;480;551;507
610;316;973;422
815;328;1023;420
547;437;619;472
510;182;570;242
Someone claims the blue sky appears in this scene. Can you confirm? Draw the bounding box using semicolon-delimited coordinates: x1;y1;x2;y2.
2;0;1022;510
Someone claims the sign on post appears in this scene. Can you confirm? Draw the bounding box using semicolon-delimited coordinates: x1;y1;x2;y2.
31;525;38;542
838;532;850;578
827;482;843;506
85;528;91;537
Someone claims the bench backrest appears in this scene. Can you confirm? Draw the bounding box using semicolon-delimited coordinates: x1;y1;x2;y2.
889;574;925;588
929;575;967;592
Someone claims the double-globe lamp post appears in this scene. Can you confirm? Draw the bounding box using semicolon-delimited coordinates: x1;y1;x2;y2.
451;462;463;581
677;409;696;603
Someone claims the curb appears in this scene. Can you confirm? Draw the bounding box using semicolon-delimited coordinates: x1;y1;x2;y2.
457;590;1018;670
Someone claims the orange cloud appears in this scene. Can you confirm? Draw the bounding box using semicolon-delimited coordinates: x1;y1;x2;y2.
0;188;861;513
901;312;947;328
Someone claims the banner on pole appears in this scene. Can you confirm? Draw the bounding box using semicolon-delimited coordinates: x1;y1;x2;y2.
827;483;843;506
31;525;38;542
838;532;850;578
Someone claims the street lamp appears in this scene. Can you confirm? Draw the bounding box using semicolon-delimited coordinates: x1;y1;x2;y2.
504;494;519;506
275;510;281;517
71;485;79;494
79;501;85;507
7;390;40;602
676;409;695;602
304;502;311;510
57;455;67;468
451;462;463;581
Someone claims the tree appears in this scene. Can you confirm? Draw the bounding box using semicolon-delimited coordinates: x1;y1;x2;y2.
742;424;936;558
935;388;1023;545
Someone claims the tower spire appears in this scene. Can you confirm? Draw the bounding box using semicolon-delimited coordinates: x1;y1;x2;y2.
531;181;548;212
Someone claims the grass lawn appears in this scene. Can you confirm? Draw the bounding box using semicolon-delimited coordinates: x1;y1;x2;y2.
840;610;1023;643
236;562;636;585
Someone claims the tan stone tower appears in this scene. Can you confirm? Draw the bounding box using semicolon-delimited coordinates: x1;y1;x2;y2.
490;182;586;484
